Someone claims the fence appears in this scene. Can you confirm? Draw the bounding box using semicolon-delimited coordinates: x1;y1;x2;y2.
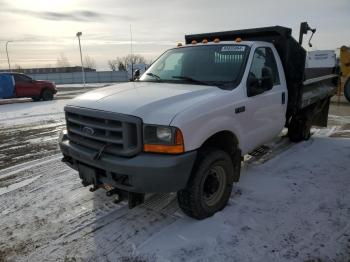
28;71;128;85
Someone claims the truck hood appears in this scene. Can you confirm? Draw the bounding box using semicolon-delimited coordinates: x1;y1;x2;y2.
67;82;221;125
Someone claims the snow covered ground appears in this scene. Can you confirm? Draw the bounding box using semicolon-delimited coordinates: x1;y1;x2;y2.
0;98;349;262
0;99;67;127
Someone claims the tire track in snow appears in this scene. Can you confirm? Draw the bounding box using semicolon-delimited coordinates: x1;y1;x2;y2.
1;127;348;261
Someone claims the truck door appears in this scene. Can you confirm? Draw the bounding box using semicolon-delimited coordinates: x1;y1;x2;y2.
14;74;39;98
243;46;286;151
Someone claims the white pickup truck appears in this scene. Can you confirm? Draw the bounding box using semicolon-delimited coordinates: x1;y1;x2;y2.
59;24;337;219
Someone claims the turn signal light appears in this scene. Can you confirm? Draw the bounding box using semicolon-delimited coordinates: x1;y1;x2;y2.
235;37;242;42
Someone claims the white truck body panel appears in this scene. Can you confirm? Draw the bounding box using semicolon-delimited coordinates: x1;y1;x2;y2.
69;82;221;126
171;42;287;154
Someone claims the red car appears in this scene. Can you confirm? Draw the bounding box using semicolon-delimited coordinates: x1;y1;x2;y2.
11;73;57;101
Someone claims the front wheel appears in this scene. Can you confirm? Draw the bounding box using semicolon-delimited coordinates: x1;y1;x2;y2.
177;149;234;220
42;89;54;101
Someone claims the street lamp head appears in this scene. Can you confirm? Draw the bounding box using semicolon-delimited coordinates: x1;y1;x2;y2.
76;32;82;37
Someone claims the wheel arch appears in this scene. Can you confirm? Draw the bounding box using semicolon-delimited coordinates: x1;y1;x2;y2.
198;130;242;183
200;130;239;156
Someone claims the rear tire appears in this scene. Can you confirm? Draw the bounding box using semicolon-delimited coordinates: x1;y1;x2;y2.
42;89;54;101
344;79;350;103
177;149;234;220
288;116;311;142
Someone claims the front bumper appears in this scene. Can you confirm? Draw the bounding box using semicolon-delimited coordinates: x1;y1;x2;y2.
59;139;197;193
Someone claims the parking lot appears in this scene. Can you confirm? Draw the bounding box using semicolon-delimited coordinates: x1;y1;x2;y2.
0;91;349;262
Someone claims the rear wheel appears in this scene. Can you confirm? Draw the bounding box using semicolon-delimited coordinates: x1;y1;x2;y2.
344;79;350;103
288;116;311;142
177;149;234;220
42;89;54;101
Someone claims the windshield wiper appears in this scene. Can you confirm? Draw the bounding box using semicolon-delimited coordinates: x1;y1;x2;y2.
172;76;210;86
146;72;162;81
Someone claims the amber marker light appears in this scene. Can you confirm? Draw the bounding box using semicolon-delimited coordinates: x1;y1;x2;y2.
202;39;208;44
235;37;242;42
213;38;220;43
191;40;197;45
143;128;185;154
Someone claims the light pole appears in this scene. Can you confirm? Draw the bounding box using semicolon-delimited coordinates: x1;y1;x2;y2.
6;41;13;71
76;32;86;87
130;25;133;80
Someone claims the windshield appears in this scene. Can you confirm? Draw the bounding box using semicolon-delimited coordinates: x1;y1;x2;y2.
139;44;249;89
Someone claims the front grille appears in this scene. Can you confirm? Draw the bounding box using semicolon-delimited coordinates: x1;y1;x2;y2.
65;106;142;157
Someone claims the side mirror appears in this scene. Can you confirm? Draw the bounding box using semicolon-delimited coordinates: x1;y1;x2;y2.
133;69;140;81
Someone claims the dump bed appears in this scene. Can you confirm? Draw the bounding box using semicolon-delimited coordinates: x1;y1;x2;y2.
185;26;337;117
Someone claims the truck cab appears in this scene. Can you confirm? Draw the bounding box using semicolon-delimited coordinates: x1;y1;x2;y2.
59;25;337;219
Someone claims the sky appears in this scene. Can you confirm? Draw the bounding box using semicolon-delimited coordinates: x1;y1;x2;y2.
0;0;349;70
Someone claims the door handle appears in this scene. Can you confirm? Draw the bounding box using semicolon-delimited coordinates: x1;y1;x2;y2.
282;92;286;104
235;106;245;114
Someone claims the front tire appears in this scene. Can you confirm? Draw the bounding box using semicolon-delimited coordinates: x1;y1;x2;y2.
177;149;234;220
42;89;54;101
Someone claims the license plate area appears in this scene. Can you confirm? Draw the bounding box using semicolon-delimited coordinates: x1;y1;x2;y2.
78;163;97;186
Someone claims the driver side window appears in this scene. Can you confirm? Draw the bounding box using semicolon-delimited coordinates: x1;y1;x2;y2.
247;47;280;97
14;74;31;83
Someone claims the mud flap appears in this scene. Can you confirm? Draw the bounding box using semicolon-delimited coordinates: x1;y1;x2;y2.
232;149;242;182
128;192;145;209
311;97;330;127
78;164;98;187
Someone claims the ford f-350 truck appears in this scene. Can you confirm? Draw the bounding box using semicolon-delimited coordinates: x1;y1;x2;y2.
59;24;337;219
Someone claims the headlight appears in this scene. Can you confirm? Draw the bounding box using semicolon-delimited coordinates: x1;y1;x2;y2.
143;125;184;154
144;125;174;144
156;127;172;142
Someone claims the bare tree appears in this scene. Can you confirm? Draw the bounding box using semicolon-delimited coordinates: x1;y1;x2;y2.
124;54;146;66
108;59;118;71
108;54;147;72
85;55;96;69
118;61;126;71
108;58;127;71
56;53;70;68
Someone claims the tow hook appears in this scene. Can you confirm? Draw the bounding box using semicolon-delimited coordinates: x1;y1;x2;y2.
104;187;124;204
89;185;100;192
106;188;119;197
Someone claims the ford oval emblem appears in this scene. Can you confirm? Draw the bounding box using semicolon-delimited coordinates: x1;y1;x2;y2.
82;126;94;135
